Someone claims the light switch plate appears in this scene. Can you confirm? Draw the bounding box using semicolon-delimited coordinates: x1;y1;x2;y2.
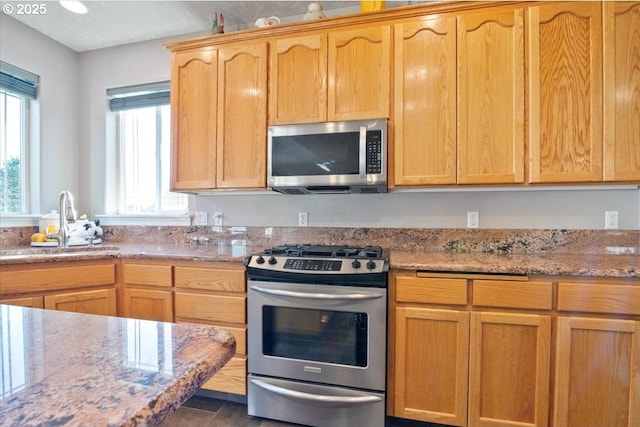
194;211;207;226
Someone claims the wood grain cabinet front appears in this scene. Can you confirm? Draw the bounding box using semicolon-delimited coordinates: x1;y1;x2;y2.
174;263;248;396
0;261;118;316
122;261;174;322
554;279;640;427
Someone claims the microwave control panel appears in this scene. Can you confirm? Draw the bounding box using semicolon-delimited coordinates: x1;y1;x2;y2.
366;130;383;174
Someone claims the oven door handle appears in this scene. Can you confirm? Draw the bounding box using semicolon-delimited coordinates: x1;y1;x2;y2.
249;285;383;301
250;378;382;405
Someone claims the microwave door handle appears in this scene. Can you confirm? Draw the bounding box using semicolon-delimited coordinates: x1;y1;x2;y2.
250;285;383;301
250;378;382;405
359;126;366;179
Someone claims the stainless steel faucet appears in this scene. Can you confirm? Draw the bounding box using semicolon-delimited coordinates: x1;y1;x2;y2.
46;190;77;248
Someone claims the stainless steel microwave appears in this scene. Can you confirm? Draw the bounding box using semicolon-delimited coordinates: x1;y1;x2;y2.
267;119;387;194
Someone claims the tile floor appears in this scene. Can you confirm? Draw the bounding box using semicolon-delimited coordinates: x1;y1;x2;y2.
161;395;438;427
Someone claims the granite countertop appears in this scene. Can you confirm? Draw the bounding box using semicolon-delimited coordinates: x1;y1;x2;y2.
390;250;639;278
0;241;638;278
0;305;236;427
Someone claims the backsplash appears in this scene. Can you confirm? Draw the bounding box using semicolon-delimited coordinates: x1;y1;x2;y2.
2;226;637;255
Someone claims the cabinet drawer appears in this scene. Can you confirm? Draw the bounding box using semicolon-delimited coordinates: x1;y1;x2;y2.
0;296;44;308
557;282;640;315
123;263;172;287
201;356;247;395
174;292;246;324
396;276;467;305
174;267;245;292
0;263;116;294
473;280;552;310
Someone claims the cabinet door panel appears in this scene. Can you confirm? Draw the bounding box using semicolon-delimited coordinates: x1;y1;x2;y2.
170;48;217;190
328;25;391;120
123;288;173;322
0;296;44;308
44;288;117;317
394;16;457;186
528;2;603;183
603;2;640;182
469;312;550;427
395;307;469;426
217;43;267;188
458;8;525;184
554;316;640;427
269;34;328;124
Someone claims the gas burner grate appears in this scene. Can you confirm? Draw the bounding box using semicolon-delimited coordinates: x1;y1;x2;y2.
262;244;384;259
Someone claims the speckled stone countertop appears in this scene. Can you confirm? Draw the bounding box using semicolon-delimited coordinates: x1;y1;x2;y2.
0;305;236;427
1;226;638;277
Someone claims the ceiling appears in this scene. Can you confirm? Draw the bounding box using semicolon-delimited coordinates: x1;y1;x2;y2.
7;1;412;52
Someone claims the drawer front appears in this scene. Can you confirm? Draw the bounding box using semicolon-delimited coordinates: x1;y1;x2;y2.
201;356;247;395
1;263;116;295
558;282;640;315
174;292;246;324
0;296;45;308
174;267;245;292
473;280;552;310
123;264;172;287
396;276;467;305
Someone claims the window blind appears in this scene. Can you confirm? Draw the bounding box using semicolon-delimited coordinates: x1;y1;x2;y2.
107;81;170;111
0;61;39;99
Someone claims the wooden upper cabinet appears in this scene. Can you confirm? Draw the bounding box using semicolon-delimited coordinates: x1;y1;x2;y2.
269;34;328;124
528;2;603;183
458;8;525;184
170;48;217;190
328;25;391;121
603;2;640;182
217;43;268;188
393;16;457;186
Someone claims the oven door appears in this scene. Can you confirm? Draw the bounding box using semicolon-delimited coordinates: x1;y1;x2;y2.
248;280;387;392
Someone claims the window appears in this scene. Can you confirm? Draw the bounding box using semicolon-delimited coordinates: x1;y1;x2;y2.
109;82;186;214
0;62;37;214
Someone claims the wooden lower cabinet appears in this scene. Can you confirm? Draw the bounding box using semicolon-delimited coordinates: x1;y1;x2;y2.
468;312;550;427
0;296;45;308
44;288;117;316
0;260;118;316
395;307;469;426
123;288;173;322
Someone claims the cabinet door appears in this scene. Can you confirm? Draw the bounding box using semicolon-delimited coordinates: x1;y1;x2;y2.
603;2;640;182
170;47;217;190
458;8;525;184
123;288;173;322
217;43;267;188
393;16;457;186
328;25;391;121
554;316;640;427
44;288;117;316
528;2;603;183
468;312;550;427
395;307;469;426
0;296;44;308
269;34;328;124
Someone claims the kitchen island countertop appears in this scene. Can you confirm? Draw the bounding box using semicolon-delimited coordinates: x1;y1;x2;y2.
0;304;236;427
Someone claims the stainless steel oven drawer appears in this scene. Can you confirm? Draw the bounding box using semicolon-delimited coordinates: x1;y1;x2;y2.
248;375;385;427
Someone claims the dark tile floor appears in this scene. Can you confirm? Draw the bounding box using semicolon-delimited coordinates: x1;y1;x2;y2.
161;396;441;427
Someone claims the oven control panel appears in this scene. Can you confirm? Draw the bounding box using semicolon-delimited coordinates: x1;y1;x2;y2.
247;255;388;275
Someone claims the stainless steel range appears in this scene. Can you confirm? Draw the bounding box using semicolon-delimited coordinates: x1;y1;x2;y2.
245;244;389;427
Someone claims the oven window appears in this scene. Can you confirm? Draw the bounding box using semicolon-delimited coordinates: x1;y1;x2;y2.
271;132;359;176
262;307;368;367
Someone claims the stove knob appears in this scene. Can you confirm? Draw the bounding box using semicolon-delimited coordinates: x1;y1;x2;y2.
352;260;361;269
256;256;265;264
268;256;277;265
366;260;377;270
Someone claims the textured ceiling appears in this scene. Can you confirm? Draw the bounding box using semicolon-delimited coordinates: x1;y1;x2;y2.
6;1;414;52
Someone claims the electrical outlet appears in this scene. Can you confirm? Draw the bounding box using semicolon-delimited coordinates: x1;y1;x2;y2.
298;212;308;227
213;212;223;226
467;211;479;229
605;211;619;229
194;211;208;226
